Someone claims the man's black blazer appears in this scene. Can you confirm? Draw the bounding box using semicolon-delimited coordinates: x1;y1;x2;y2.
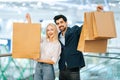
58;25;85;70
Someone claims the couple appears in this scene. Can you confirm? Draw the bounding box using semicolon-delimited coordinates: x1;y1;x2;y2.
26;13;85;80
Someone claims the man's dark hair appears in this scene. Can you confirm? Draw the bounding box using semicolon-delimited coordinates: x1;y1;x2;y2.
53;14;67;23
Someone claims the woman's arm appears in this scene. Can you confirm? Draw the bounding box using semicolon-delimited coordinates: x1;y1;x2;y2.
51;42;61;63
30;58;54;64
37;42;61;64
37;59;55;64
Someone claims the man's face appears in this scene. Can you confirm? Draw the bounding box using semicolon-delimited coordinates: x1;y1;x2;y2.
55;18;67;32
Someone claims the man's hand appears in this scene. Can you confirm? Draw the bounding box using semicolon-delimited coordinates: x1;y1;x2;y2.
97;5;103;12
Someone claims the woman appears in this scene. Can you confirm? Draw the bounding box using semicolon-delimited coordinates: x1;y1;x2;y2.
26;13;61;80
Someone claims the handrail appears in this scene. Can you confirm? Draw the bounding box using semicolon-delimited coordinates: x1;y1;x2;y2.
84;54;120;59
0;53;12;57
107;46;120;49
1;53;120;60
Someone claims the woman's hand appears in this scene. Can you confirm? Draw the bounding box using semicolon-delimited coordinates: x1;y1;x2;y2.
25;13;31;23
30;57;39;61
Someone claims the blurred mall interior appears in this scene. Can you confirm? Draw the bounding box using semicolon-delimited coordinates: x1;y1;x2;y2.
0;0;120;80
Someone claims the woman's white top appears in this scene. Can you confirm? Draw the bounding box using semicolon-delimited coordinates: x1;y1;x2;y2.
40;38;61;63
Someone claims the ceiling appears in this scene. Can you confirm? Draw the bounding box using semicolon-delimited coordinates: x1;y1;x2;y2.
0;0;119;20
0;0;120;39
0;0;120;11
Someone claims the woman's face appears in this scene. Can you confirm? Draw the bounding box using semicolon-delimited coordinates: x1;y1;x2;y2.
46;25;55;39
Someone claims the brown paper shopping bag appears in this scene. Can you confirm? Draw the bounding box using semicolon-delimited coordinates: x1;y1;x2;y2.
77;24;107;53
12;23;41;58
84;12;94;40
92;11;116;39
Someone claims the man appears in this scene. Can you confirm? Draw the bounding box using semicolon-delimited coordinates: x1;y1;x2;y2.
53;15;85;80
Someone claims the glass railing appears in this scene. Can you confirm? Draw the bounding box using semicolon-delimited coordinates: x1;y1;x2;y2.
0;45;120;80
81;48;120;80
0;45;35;80
0;57;35;80
0;45;59;80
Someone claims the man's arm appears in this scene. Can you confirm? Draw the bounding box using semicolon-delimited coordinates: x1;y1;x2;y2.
72;25;83;36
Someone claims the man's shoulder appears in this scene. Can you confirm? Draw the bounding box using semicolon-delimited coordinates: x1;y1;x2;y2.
69;25;82;31
71;25;82;29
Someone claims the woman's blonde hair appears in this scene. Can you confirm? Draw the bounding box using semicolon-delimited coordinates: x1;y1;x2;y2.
46;23;58;41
